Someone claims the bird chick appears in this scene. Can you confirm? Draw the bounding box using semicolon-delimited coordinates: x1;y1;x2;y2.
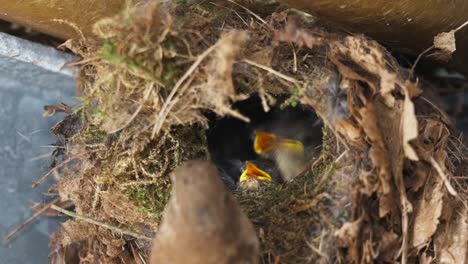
254;131;304;156
254;131;307;181
239;161;273;191
150;161;259;264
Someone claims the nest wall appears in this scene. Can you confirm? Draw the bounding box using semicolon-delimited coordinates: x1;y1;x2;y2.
47;1;467;263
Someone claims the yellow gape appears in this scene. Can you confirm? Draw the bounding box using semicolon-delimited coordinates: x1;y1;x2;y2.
254;131;304;155
239;161;272;183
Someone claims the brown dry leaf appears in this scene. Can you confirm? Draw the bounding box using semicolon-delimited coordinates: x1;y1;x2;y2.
402;86;419;161
378;231;400;262
334;119;363;144
359;170;379;195
405;162;429;192
433;31;456;57
335;219;362;262
355;100;392;197
330;36;421;262
434;206;468;264
419;252;434;264
406;80;422;99
431;20;468;61
411;167;445;250
200;30;250;121
330;36;399;107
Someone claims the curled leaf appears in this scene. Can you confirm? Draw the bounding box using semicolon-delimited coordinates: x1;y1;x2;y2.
402;85;419;161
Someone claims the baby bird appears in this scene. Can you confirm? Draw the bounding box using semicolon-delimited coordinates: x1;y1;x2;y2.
239;161;273;191
150;160;259;264
254;131;304;156
254;131;307;181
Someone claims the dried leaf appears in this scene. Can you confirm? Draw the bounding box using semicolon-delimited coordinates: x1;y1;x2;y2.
335;219;362;262
411;167;444;249
378;231;400;262
359;171;379;195
433;31;456;56
429;156;458;196
330;36;399;107
419;252;434;264
355;101;392;196
405;162;429;192
431;20;468;61
434;207;468;264
406;80;422;99
200;30;250;122
402;86;419;161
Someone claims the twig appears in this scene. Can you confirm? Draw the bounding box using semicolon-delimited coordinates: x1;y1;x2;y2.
400;210;409;264
455;20;468;32
30;151;53;162
410;20;468;76
243;59;299;84
429;156;458;196
50;205;153;241
109;82;154;134
130;242;146;264
396;164;413;264
120;179;160;187
32;148;102;188
307;240;330;261
152;43;219;138
3;198;60;241
209;2;249;28
258;88;273;112
420;96;445;116
292;44;298;73
226;0;268;26
410;46;434;76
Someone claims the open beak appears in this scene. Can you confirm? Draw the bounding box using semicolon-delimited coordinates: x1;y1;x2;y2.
239;161;272;183
254;131;304;155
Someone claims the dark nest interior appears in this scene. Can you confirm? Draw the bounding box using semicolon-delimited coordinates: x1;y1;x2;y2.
23;1;468;263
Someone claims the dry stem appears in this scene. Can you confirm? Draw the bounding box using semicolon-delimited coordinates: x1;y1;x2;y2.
50;205;153;241
3;198;60;241
32;148;102;188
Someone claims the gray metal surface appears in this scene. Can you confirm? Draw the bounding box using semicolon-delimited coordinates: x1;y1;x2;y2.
0;32;76;264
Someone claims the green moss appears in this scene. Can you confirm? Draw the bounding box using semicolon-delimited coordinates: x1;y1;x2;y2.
97;40;164;84
85;126;108;143
281;85;303;109
126;184;171;220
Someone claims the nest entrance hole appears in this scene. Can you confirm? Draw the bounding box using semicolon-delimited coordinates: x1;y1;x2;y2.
206;94;323;186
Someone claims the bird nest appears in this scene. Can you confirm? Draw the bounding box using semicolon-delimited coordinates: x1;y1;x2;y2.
44;1;467;263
